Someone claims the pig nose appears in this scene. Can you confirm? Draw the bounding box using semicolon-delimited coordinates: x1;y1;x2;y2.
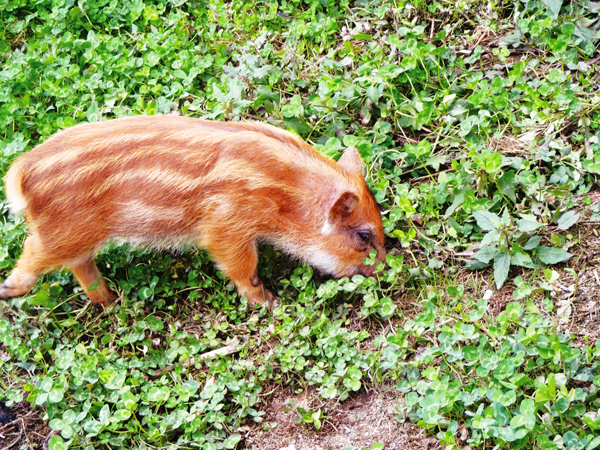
361;264;375;278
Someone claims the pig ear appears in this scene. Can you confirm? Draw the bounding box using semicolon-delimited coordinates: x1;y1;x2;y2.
330;192;359;223
337;147;364;175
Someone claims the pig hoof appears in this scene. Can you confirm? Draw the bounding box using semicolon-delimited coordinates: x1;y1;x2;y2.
0;282;14;300
264;290;280;309
268;297;280;309
246;298;263;309
88;289;119;308
92;303;106;314
244;287;280;309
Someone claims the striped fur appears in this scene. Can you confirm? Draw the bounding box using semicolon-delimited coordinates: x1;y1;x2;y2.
0;117;386;307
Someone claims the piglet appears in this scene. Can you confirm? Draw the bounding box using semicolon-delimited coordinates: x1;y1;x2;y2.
1;117;385;307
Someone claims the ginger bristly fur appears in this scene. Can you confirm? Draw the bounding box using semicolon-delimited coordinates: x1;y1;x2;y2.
1;117;386;307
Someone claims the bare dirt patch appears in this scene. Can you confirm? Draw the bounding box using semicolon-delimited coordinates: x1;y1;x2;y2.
244;388;441;450
0;398;50;450
555;222;600;344
570;269;600;341
560;266;600;344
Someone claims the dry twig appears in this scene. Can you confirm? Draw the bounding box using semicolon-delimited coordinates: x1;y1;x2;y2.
149;338;241;379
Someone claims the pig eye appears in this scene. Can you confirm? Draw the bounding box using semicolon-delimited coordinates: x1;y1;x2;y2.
357;231;371;242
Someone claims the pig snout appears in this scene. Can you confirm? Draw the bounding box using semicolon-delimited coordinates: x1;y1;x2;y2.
359;251;386;277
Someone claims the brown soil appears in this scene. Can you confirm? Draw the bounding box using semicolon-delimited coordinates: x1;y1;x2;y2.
0;398;51;450
547;220;600;344
243;388;442;450
558;222;600;344
569;267;600;343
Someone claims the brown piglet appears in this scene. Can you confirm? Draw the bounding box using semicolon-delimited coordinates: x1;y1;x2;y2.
1;117;385;307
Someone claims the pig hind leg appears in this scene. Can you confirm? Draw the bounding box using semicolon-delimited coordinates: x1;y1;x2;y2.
68;257;118;307
0;233;117;306
207;239;278;308
0;234;53;299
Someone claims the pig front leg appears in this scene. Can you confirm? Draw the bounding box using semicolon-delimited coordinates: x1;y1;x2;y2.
206;238;279;308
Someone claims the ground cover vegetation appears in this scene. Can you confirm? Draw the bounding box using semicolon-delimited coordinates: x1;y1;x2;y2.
1;0;600;449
